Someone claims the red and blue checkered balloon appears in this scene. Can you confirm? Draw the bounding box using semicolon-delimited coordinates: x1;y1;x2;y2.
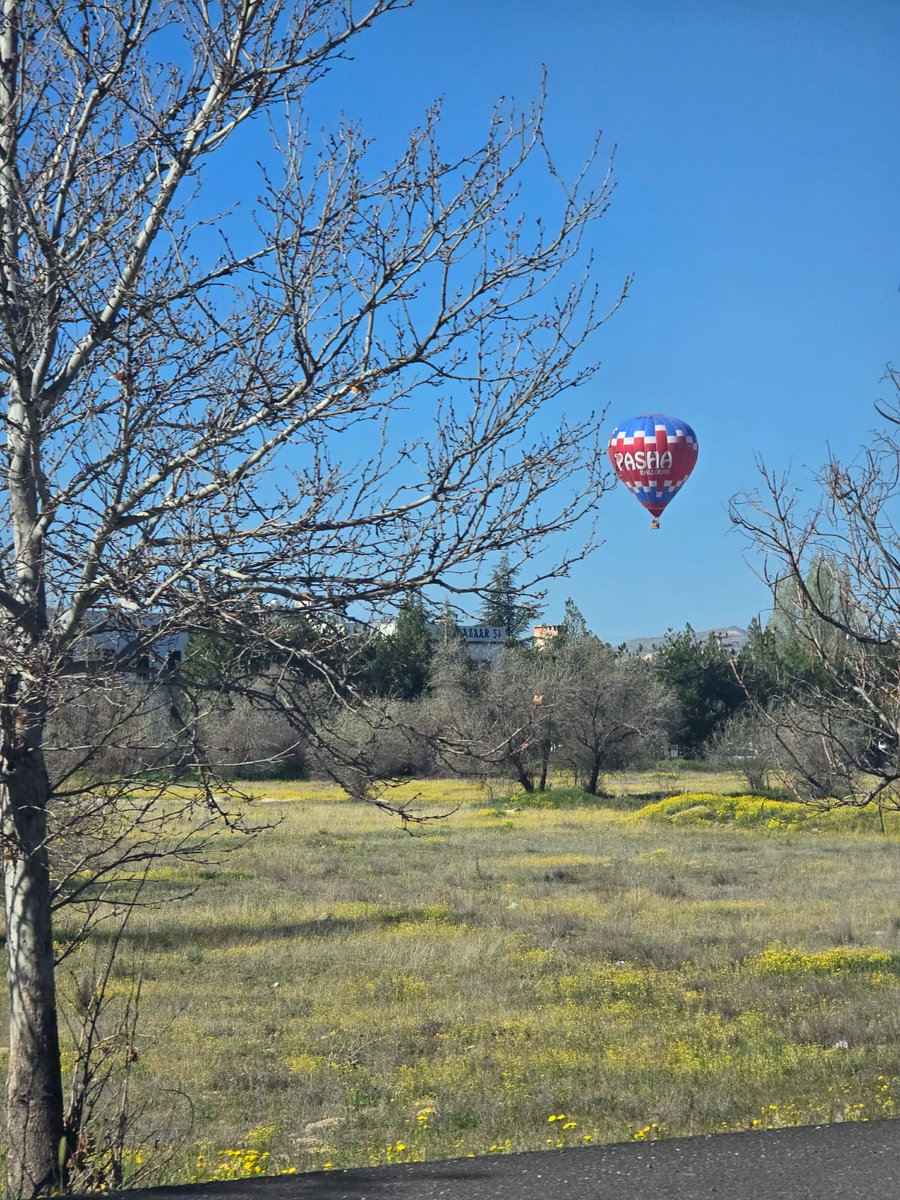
607;414;699;527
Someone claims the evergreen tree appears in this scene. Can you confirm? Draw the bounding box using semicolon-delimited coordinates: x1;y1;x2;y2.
183;612;326;688
435;601;466;646
479;553;540;642
734;617;782;706
653;626;744;756
560;597;590;642
361;594;434;700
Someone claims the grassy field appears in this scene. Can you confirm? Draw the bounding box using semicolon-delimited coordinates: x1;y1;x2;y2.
9;768;900;1185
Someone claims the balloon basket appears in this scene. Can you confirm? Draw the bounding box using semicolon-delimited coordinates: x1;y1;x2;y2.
651;518;660;530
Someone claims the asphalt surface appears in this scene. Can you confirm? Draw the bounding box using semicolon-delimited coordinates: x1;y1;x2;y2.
110;1119;899;1200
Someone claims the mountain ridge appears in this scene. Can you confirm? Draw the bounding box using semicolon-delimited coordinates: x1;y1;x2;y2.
620;625;748;655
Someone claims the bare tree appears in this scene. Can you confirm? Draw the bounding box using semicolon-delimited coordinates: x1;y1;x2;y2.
703;701;867;799
462;647;555;793
428;638;678;797
427;640;586;794
403;641;551;792
730;373;900;814
755;699;869;803
309;696;434;792
705;707;774;793
0;2;627;1190
195;681;305;778
554;638;677;794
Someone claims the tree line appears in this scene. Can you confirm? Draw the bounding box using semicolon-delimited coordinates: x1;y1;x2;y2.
137;547;882;806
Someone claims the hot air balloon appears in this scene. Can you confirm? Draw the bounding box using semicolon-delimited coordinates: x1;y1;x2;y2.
607;414;698;529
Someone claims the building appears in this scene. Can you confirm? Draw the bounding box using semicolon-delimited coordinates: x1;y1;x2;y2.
532;624;562;650
69;610;188;678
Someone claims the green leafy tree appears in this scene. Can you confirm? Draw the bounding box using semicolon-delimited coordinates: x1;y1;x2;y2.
654;626;744;756
734;558;855;712
360;595;434;700
763;554;856;689
734;617;782;707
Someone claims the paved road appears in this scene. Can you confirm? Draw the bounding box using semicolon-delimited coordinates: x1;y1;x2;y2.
116;1119;899;1200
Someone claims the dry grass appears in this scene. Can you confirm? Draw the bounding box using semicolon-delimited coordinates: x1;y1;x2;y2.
4;770;900;1185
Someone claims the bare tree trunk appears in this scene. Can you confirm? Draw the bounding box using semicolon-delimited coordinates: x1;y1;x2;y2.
586;758;601;796
0;0;64;1177
538;747;549;793
2;742;65;1198
512;758;534;793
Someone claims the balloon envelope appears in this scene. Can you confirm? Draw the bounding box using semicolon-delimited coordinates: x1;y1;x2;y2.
607;414;698;525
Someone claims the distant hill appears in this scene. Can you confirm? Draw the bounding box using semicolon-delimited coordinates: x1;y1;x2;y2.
620;626;748;656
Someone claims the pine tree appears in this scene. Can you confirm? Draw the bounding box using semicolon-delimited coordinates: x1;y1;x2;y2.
479;553;540;642
363;594;434;699
435;601;465;646
560;597;590;641
654;626;744;755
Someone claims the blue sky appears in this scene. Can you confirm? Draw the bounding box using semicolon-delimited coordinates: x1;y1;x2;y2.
298;0;899;642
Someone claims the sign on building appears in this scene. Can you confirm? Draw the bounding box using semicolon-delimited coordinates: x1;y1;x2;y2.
459;626;506;643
